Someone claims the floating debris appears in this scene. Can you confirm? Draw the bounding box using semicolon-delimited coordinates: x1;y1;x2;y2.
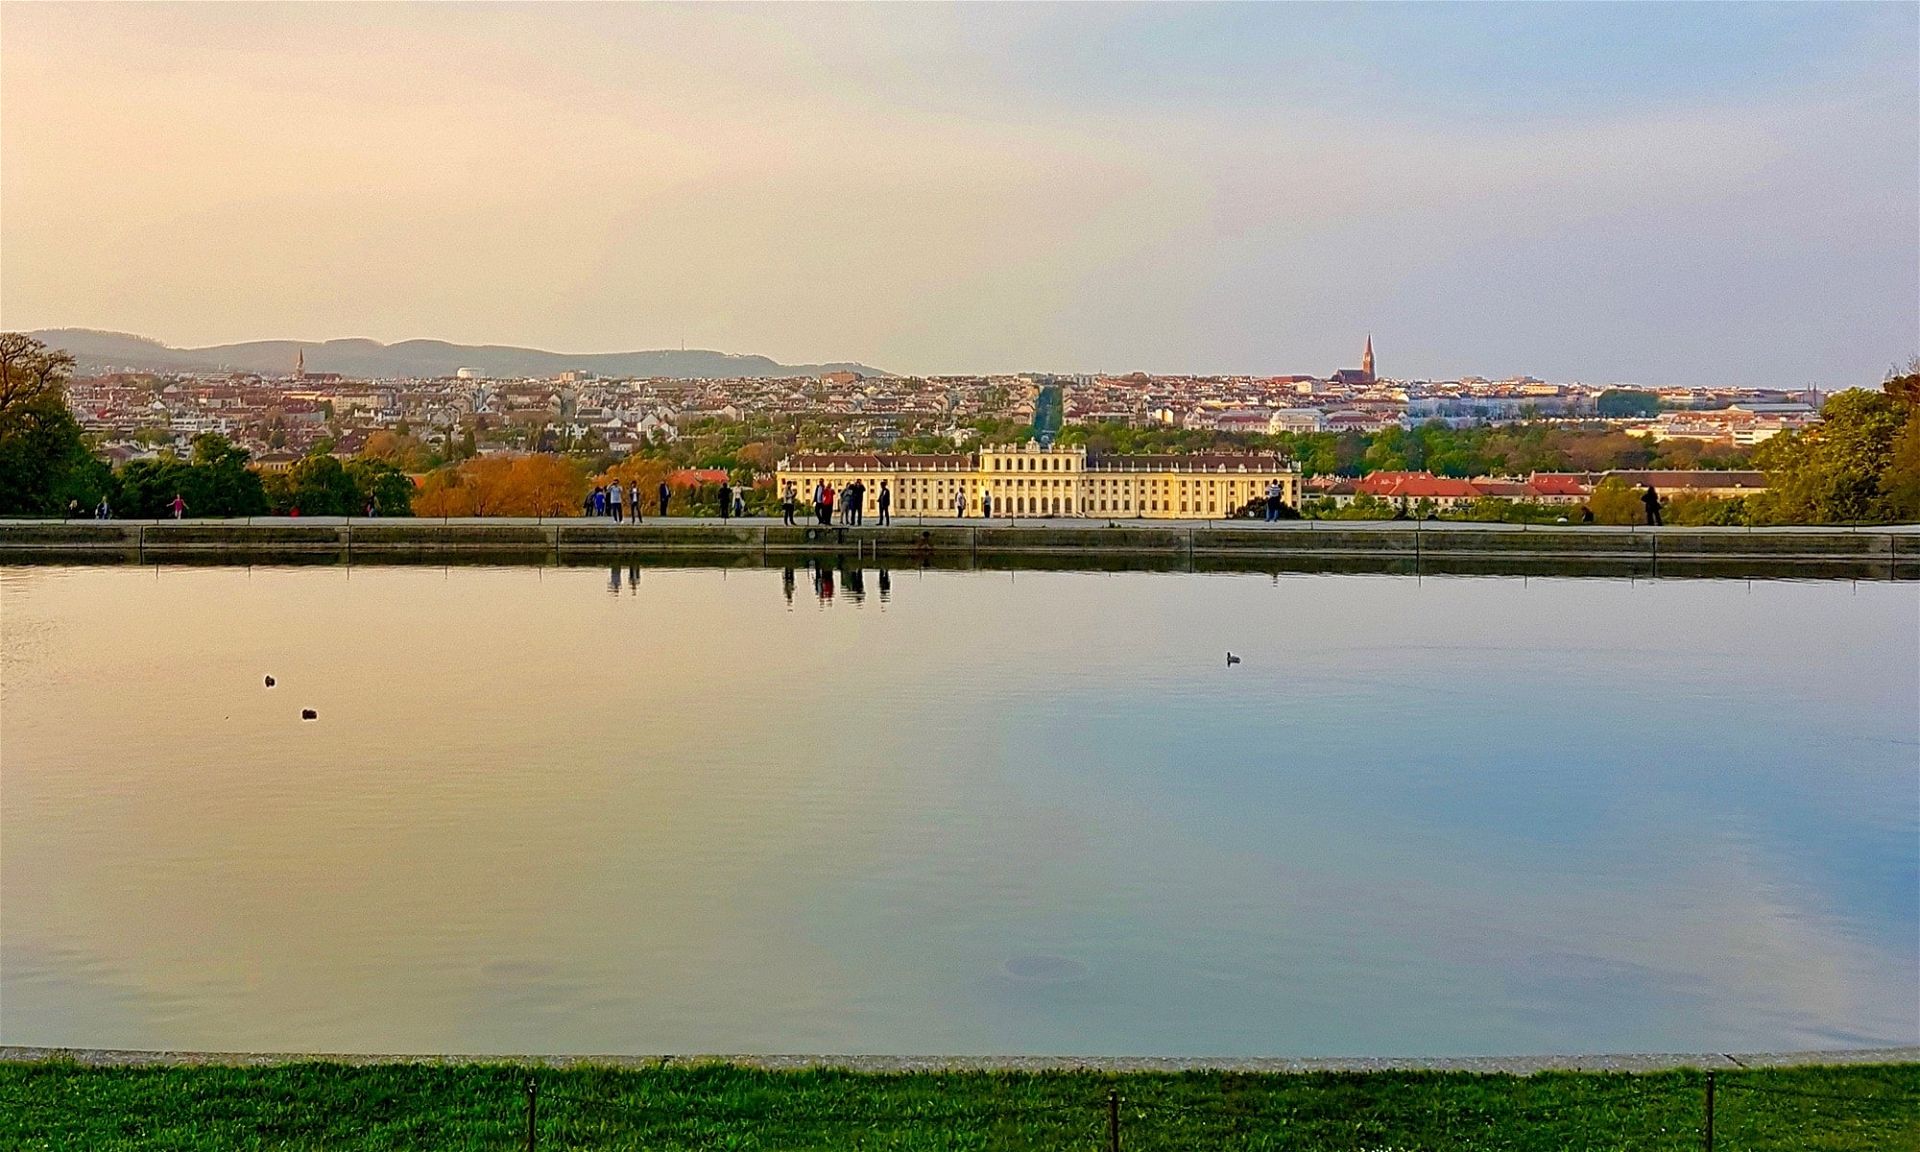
1226;652;1241;666
300;709;317;721
264;675;276;687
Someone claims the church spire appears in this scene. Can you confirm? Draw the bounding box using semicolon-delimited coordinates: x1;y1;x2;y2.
1362;334;1374;381
295;347;305;379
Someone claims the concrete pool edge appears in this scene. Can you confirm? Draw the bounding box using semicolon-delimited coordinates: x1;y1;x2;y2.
6;1045;1916;1073
4;518;1918;578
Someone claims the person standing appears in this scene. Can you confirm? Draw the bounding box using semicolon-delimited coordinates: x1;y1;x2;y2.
718;479;733;521
591;486;605;517
170;493;187;520
583;489;594;518
659;481;672;518
822;483;836;525
954;485;967;518
609;480;624;523
96;496;112;520
628;481;642;523
782;482;797;526
877;479;891;526
1642;484;1662;527
980;487;992;519
67;498;81;520
733;490;746;519
813;480;826;525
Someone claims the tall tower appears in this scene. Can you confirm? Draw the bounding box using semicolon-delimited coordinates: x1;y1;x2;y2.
295;347;305;380
1362;335;1374;382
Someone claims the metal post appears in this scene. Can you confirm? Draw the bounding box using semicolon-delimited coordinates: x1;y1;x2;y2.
525;1076;538;1152
1703;1071;1714;1152
1107;1089;1120;1152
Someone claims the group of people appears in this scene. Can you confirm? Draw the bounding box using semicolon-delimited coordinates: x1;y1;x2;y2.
787;479;892;527
585;481;650;522
581;481;744;521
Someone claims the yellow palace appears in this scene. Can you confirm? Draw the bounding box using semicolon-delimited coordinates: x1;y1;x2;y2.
776;442;1301;519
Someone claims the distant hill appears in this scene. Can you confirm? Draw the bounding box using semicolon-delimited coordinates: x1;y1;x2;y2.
29;329;887;380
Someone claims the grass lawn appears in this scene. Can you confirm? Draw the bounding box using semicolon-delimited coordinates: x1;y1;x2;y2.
2;1060;1915;1150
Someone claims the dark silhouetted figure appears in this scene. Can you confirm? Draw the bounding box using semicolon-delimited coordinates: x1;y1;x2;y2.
1642;484;1662;526
877;480;892;526
659;482;672;517
1579;504;1594;524
718;480;733;521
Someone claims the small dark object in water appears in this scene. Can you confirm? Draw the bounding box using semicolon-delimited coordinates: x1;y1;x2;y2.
1226;652;1241;666
264;675;276;687
300;709;317;720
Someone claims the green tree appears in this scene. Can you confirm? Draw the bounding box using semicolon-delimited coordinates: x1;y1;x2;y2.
268;455;361;515
1597;390;1661;418
0;333;106;514
1587;477;1646;525
1753;388;1910;523
346;457;416;515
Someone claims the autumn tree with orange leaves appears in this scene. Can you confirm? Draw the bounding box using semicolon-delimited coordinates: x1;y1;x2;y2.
413;454;589;517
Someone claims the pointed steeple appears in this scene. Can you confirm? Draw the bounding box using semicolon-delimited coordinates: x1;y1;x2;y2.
1362;334;1374;381
295;347;305;379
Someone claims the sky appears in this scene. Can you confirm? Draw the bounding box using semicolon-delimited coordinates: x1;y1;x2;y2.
2;2;1916;385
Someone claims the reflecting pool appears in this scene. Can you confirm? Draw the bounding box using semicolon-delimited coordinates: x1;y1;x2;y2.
2;564;1914;1056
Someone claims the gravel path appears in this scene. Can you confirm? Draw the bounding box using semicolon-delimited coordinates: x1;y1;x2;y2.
5;1046;1915;1073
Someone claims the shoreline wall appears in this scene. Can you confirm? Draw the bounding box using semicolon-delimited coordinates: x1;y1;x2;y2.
4;519;1915;579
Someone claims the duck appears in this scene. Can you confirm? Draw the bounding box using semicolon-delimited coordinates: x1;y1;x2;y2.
1226;653;1241;666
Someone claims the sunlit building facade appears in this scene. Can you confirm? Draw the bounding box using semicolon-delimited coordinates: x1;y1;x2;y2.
776;442;1300;519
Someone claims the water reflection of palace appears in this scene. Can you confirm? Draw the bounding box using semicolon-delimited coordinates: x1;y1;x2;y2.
786;560;892;608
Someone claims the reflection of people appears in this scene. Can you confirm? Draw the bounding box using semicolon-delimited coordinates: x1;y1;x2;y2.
608;566;621;593
627;565;640;593
1642;484;1662;526
782;567;795;606
878;568;891;601
845;565;865;602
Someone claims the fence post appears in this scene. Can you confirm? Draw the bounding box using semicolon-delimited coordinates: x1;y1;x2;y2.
1703;1071;1714;1152
525;1075;538;1152
1107;1088;1121;1152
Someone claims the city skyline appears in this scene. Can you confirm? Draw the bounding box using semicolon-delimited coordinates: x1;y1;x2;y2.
3;4;1916;387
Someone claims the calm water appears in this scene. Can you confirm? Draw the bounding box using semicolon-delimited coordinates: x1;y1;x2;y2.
2;564;1915;1057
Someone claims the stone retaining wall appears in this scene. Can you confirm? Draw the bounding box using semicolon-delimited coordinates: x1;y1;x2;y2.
3;519;1914;577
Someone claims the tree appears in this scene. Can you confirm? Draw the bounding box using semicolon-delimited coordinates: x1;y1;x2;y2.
0;333;103;514
1587;477;1646;525
267;455;361;515
1879;364;1920;521
346;458;416;516
1597;390;1661;418
1753;388;1909;523
412;454;587;517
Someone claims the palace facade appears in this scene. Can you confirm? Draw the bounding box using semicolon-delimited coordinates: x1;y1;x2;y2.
776;442;1301;519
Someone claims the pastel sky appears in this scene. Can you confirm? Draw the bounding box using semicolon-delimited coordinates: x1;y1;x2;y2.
2;3;1915;385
